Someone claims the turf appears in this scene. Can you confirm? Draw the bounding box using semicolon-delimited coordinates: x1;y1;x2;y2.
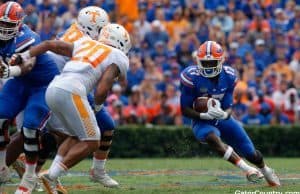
2;158;300;193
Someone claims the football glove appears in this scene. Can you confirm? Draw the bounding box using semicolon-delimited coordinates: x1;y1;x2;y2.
0;59;10;78
207;98;229;120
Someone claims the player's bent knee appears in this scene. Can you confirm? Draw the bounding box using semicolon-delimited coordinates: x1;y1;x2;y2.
22;127;39;157
85;140;100;152
246;150;264;165
99;130;113;151
0;119;10;147
39;131;57;159
101;130;114;141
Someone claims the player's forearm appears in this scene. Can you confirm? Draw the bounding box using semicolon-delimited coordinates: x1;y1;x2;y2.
224;108;232;119
182;106;201;120
94;64;120;105
29;40;73;58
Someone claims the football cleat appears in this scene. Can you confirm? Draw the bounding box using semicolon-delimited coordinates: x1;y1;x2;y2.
15;173;38;194
246;169;263;183
0;165;10;183
38;170;67;194
260;167;281;186
56;179;68;194
12;153;26;178
40;173;58;194
89;168;119;188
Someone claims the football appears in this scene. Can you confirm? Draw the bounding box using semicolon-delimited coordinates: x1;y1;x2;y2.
193;97;216;113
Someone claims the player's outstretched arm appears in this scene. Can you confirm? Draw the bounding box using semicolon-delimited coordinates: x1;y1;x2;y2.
29;40;74;58
94;64;121;106
5;40;74;78
10;40;73;67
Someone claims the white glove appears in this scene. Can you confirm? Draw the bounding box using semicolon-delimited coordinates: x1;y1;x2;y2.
199;112;215;120
0;60;10;78
9;51;36;67
207;98;229;120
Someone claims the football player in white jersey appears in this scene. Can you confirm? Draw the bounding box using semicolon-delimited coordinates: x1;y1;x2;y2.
12;23;130;193
7;6;120;190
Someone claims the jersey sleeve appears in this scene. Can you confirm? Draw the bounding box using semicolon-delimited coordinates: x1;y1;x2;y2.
180;70;196;108
221;66;238;110
15;27;41;52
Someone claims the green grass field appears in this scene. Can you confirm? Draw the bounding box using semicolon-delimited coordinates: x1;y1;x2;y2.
2;158;300;193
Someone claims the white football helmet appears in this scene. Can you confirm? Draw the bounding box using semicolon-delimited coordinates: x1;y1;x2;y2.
98;23;131;55
77;6;109;40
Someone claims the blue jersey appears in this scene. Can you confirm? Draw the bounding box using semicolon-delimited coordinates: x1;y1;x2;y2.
180;65;237;112
0;24;59;86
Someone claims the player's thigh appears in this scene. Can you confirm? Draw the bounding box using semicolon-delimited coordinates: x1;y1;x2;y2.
95;107;115;132
23;87;50;129
46;112;71;136
192;120;220;142
218;118;256;157
46;87;100;141
0;79;27;119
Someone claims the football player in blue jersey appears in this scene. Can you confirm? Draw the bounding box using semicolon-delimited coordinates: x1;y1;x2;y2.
0;2;60;193
180;41;280;187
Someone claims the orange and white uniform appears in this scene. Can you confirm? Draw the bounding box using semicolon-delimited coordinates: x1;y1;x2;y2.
45;36;129;140
49;23;86;71
60;23;85;43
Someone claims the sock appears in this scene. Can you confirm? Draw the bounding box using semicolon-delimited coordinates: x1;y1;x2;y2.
49;155;63;170
49;161;67;180
236;159;255;172
0;150;6;167
260;164;269;172
25;161;37;175
92;158;106;170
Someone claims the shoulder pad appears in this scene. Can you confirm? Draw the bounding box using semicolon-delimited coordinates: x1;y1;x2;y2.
180;66;199;88
223;66;238;85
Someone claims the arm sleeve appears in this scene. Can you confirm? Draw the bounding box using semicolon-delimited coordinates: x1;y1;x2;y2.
180;72;196;109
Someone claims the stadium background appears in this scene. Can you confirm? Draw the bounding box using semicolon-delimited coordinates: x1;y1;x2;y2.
1;0;300;156
0;1;300;193
3;0;300;126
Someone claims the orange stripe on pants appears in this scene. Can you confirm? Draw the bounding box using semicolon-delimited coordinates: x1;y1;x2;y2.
72;94;96;137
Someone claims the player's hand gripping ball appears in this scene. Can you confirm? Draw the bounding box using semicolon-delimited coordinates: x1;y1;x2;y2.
193;97;217;113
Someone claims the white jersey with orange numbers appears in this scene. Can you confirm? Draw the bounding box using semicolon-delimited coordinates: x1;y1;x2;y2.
59;23;85;43
49;23;86;71
49;36;129;95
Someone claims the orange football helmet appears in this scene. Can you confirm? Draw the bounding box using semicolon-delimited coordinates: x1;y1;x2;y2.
0;1;25;40
196;41;225;78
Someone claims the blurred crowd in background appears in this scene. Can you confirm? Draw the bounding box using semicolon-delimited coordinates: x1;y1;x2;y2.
1;0;300;126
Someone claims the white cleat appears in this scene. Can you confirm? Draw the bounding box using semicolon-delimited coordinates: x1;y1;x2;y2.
260;167;281;187
90;168;119;188
0;165;10;183
246;169;263;183
15;173;38;194
40;173;58;194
